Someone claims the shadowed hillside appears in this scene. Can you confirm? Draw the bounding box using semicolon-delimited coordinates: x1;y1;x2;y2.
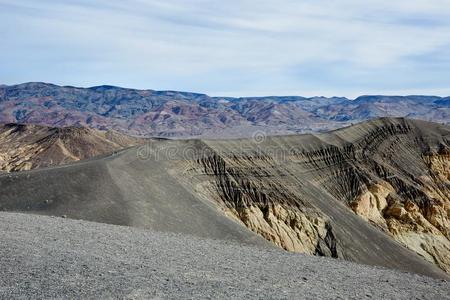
0;118;449;280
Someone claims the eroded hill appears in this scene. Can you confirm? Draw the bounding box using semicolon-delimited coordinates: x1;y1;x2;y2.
0;118;449;279
0;123;144;172
186;118;450;274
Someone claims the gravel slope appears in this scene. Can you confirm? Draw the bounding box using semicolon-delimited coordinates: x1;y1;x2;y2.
0;212;448;299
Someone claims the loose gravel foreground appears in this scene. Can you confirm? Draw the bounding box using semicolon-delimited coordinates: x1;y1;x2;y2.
0;212;449;299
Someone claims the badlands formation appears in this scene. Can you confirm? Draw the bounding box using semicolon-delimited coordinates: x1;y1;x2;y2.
0;123;143;172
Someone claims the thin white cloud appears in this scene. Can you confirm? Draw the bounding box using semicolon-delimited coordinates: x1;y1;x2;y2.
0;0;449;97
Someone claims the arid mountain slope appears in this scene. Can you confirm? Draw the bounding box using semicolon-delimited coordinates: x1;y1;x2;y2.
0;123;143;172
0;118;449;279
0;82;448;137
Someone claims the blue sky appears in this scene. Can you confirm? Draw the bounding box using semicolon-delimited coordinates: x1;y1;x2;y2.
1;0;450;98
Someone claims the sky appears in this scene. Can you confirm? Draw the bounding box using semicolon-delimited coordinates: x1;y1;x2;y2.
1;0;450;98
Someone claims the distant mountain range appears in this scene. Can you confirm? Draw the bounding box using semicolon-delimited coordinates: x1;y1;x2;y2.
0;82;449;137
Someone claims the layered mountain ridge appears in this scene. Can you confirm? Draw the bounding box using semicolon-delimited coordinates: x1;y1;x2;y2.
0;117;449;279
0;82;448;137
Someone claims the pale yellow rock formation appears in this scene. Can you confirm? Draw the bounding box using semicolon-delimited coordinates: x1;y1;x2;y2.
350;151;450;273
350;182;393;229
233;204;329;254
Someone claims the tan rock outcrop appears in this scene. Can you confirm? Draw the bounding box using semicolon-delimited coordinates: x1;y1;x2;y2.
233;204;329;254
350;151;450;273
350;182;393;229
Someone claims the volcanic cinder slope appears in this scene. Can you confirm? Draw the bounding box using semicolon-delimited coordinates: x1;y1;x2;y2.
1;212;449;299
0;118;449;280
0;123;144;172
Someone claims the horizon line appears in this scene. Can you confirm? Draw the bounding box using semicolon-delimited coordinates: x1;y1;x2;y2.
1;81;449;101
